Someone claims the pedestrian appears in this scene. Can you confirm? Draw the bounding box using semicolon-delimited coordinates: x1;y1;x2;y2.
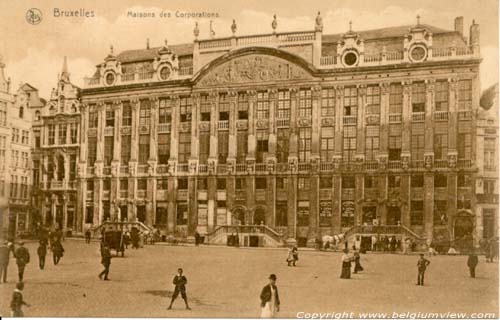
467;251;479;278
416;253;430;286
98;244;112;280
292;246;299;266
51;240;64;265
260;274;280;318
0;240;11;283
340;249;353;279
353;251;364;274
85;229;92;244
10;282;30;317
14;242;30;282
168;268;191;310
37;242;47;270
286;247;294;267
194;231;200;246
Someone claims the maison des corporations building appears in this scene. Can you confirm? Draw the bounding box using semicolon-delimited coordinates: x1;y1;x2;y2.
75;14;487;247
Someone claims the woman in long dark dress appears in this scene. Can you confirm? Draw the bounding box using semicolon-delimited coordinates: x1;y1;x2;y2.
340;249;352;279
353;251;364;273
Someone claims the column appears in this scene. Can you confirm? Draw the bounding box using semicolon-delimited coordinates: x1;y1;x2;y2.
286;175;297;245
187;176;197;240
400;174;411;226
62;194;68;233
333;86;344;165
190;93;200;161
267;88;277;160
207;176;216;232
447;78;458;160
379;175;387;225
168;96;180;163
424;173;434;240
332;175;341;234
356;85;366;159
130;99;140;162
379;82;390;157
311;85;321;159
355;175;364;225
266;176;275;228
209;92;218;161
247;91;257;161
79;105;88;167
95;102;105;164
167;177;177;233
149;97;159;162
424;80;435;167
227;91;238;161
307;175;319;246
401;82;412;159
447;173;457;236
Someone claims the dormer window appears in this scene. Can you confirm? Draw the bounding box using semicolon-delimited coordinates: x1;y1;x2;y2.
35;111;41;121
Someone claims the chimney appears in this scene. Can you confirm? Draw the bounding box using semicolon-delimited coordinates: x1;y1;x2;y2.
454;16;464;36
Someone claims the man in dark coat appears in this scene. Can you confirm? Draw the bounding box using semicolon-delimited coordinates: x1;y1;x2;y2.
168;268;191;310
0;240;12;282
10;282;30;317
417;254;430;286
85;229;92;244
260;273;280;317
467;252;479;278
99;244;112;280
37;242;47;270
51;240;64;265
15;242;30;282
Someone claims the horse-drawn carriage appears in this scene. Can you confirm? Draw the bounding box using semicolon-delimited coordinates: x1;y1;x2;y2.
102;230;126;257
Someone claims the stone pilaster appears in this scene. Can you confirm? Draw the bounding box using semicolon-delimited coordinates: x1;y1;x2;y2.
169;96;180;163
149;96;159;162
401;81;412;162
247;90;257;160
400;174;411;226
286;175;297;245
356;85;366;158
332;174;342;234
167;176;177;234
227;91;238;160
424;173;434;241
190;93;200;161
334;86;344;156
130;99;140;162
424;79;435;169
311;85;322;158
307;175;319;246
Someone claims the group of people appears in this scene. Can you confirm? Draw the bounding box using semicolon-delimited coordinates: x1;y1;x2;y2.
372;235;401;252
340;248;364;279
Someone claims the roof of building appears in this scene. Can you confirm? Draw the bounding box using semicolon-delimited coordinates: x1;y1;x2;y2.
116;43;194;63
480;83;498;110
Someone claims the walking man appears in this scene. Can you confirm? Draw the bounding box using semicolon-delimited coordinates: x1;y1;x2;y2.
417;253;430;286
467;251;479;278
37;241;47;270
168;268;191;310
260;274;280;318
15;242;30;282
52;240;64;265
98;244;111;280
10;282;30;317
85;229;92;244
0;240;11;283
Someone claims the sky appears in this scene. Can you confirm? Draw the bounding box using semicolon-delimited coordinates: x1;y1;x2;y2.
0;0;498;98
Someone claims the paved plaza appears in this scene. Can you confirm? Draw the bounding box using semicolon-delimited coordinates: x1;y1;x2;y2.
0;240;498;318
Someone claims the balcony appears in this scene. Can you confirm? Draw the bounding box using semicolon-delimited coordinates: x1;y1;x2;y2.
178;66;193;76
50;181;64;189
458;111;472;120
364;161;379;171
121;73;135;82
255;163;267;173
457;159;472;169
158;123;171;133
320;162;334;172
177;163;189;173
137;165;148;174
86;167;95;175
433;111;449;121
157;164;169;174
277;163;288;173
103;167;112;175
218;120;229;130
138;71;154;80
411;160;425;169
388;161;402;170
236;163;247;173
217;164;228;175
198;164;208;174
388;114;402;123
298;163;311;172
411;112;425;122
120;166;129;174
276;118;290;128
434;159;448;169
343;116;357;126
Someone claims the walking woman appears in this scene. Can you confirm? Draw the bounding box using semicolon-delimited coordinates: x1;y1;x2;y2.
353;251;364;274
340;249;353;279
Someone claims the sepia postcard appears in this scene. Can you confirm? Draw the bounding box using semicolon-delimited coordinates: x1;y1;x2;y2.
0;0;498;318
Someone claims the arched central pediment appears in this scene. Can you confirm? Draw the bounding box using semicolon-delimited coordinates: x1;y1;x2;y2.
193;47;317;87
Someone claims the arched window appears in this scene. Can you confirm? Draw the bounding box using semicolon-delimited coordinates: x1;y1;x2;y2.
19;106;24;118
35;111;41;121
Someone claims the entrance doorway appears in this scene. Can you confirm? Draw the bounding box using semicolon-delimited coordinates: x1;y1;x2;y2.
233;208;246;225
254;207;266;225
454;215;474;252
249;235;259;247
360;236;373;252
362;206;377;225
387;206;401;225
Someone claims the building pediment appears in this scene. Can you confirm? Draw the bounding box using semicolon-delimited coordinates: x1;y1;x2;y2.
193;47;316;87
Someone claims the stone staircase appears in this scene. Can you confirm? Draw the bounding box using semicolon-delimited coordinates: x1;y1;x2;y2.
92;221;153;237
340;224;427;247
206;225;284;247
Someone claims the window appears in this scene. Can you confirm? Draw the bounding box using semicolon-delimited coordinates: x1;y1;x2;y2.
365;126;379;161
342;176;355;189
139;135;150;164
297;201;310;226
411;175;424;188
58;124;67;145
458;79;472;110
277;90;290;119
104;136;114;166
412;82;425;112
277;129;289;163
364;176;377;189
252;177;266;190
236;131;247;164
434;174;447;188
157;179;168;190
457;198;471;210
341;200;355;227
388;124;402;160
458;133;471;159
155;204;168;225
366;85;380;114
180;97;192;122
178;132;191;164
197;178;207;190
103;179;111;191
435;80;449;111
70;123;78;144
216;178;226;190
87;137;97;165
299;89;312;117
200;95;211;121
139;99;151;127
35;111;41;121
198;133;210;164
343;126;356;162
434;132;448;160
159;98;172;124
388;175;401;188
48;125;55;145
176;202;188;225
106;108;115;127
276;201;288;227
256;130;269;163
411;201;424;225
484;180;496;195
320;177;332;189
298;177;310;191
34;130;40;148
219;93;229;120
344;87;357;116
483;209;496;239
87;180;94;191
121;135;131;165
89;110;98;128
158;133;170;164
276;177;287;190
484;138;496;171
235;178;245;190
218;131;229;164
321;127;335;162
320;200;332;227
434;200;448;224
256;91;269;119
389;83;403;114
411;123;425;161
457;174;471;188
238;92;248;120
299;127;311;162
178;178;188;190
321;88;335;117
122;102;132;126
137;179;147;190
120;179;128;191
85;206;94;224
